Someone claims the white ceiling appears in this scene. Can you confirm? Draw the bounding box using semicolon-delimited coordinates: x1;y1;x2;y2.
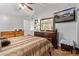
0;3;33;20
0;3;77;19
31;3;77;18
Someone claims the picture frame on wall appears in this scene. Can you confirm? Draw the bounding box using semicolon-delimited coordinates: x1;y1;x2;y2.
54;7;75;23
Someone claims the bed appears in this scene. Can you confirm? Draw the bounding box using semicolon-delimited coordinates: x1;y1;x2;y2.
0;35;53;56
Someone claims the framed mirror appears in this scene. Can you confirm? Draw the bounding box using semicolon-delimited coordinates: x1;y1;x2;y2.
40;17;55;31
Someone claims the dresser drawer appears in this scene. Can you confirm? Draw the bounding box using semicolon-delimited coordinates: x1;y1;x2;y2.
34;32;44;37
34;31;58;49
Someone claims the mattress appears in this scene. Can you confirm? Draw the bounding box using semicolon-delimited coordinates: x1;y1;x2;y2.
0;35;53;56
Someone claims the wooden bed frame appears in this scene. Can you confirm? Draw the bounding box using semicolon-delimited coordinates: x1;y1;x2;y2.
0;31;24;38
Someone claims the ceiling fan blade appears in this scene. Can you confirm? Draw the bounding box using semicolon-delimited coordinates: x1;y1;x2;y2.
21;3;25;6
28;3;35;4
20;3;33;11
25;4;33;10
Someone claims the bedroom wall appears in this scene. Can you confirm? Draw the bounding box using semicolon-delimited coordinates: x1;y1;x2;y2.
0;15;24;31
76;5;79;48
37;4;77;47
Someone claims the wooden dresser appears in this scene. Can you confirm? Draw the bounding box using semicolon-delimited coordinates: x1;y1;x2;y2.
34;30;58;49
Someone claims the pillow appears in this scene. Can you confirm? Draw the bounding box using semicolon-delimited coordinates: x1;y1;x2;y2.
1;39;10;47
0;37;10;47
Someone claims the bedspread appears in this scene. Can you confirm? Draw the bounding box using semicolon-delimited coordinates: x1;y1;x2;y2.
0;35;53;56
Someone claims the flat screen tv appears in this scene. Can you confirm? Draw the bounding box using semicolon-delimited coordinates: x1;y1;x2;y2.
54;7;75;23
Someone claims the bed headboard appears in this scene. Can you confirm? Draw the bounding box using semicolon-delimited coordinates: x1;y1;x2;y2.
1;31;15;38
0;31;24;38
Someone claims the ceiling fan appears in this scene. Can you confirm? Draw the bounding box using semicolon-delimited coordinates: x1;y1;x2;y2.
19;3;34;11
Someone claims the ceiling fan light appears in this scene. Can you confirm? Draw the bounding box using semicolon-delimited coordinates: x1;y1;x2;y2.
24;5;27;8
19;4;25;10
